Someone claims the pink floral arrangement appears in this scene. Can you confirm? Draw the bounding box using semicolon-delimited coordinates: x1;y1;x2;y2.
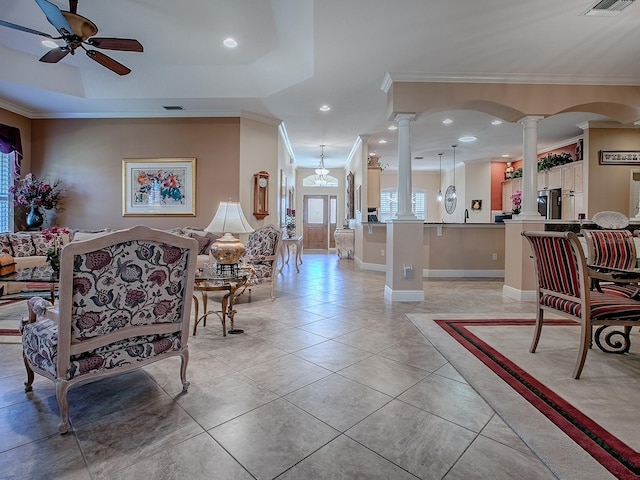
41;226;70;242
9;173;62;209
510;190;522;208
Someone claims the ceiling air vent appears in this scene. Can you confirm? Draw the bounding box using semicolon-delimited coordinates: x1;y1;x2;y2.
162;105;185;111
583;0;635;16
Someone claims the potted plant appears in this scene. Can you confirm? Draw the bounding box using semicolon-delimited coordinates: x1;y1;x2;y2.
510;190;522;214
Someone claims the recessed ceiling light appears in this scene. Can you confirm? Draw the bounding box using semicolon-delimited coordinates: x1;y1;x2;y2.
458;136;477;142
42;40;58;49
502;154;510;158
378;139;387;144
319;105;331;112
223;38;238;48
388;125;398;130
442;118;453;124
491;119;502;125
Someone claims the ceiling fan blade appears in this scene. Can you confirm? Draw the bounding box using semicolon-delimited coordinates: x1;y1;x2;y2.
34;0;74;35
69;0;77;15
0;19;55;38
86;50;131;75
39;47;70;63
88;37;143;52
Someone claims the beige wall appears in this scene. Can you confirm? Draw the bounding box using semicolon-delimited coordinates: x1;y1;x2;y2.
362;224;505;275
29;117;242;231
464;162;492;223
586;124;640;216
239;116;280;231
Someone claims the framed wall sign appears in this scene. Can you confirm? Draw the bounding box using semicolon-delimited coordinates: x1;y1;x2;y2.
122;158;196;216
600;151;640;165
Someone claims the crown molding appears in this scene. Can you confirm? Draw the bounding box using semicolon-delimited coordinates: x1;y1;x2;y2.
384;72;640;87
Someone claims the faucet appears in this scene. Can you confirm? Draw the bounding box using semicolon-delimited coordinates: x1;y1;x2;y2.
464;208;469;223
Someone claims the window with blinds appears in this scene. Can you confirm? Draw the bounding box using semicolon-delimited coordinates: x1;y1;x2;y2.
0;153;13;232
379;188;426;222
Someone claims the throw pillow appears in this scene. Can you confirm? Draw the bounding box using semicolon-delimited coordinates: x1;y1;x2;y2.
8;233;36;257
33;233;59;256
0;234;13;255
187;231;219;255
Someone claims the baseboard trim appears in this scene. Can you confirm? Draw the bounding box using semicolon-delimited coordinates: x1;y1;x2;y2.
384;285;425;302
502;284;536;302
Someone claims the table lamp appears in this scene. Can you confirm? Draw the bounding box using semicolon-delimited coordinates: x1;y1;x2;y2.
205;201;254;276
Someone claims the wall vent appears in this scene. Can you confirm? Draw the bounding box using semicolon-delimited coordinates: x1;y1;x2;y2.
162;105;185;111
583;0;635;16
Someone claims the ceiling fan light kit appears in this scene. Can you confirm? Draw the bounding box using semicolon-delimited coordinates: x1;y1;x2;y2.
0;0;143;75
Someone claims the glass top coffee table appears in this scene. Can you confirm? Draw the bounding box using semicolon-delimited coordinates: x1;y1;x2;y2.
192;271;249;336
1;265;59;304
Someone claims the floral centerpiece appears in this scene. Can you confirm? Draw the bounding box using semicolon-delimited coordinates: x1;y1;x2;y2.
9;173;62;210
41;226;70;273
510;190;522;215
9;173;62;229
285;209;296;238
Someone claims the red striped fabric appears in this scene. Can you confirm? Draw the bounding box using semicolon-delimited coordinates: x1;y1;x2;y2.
541;291;640;320
528;235;581;298
588;230;636;270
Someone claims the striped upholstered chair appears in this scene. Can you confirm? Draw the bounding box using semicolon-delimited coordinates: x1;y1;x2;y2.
581;229;639;297
522;231;640;379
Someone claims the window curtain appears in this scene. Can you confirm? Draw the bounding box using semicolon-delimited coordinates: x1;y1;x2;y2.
0;123;22;178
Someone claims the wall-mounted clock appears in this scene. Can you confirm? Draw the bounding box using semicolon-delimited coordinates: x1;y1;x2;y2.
444;185;457;214
253;171;269;220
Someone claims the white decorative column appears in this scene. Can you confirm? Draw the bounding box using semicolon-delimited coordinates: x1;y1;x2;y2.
395;113;416;220
518;116;544;218
384;113;423;302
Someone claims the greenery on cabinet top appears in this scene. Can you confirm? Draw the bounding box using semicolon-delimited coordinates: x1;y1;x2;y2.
511;153;577;178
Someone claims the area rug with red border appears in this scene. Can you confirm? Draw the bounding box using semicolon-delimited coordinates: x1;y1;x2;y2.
0;298;28;340
434;319;640;479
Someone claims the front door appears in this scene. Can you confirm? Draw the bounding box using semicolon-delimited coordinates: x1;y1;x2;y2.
303;195;328;250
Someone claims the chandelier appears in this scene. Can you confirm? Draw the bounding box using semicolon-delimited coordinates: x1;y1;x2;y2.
314;145;329;185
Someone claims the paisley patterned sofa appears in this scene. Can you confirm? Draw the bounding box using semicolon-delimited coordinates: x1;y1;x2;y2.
20;225;199;434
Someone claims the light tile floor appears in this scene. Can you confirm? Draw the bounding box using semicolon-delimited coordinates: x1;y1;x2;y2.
0;253;559;480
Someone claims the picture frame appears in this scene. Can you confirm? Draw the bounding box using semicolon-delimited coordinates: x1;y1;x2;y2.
471;199;482;211
122;158;196;216
600;151;640;165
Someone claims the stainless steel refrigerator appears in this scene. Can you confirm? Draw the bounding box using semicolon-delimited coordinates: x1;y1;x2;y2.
537;189;562;219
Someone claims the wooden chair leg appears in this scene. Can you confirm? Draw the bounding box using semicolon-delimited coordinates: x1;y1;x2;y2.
23;352;34;393
55;380;70;434
529;308;544;353
573;320;591;379
180;349;190;393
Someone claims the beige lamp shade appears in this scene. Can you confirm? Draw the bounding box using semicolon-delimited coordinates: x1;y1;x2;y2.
205;202;254;265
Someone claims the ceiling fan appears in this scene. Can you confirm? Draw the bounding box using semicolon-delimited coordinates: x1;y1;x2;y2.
0;0;143;75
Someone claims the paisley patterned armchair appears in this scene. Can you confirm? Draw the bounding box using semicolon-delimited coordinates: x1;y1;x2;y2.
20;225;199;434
241;224;282;299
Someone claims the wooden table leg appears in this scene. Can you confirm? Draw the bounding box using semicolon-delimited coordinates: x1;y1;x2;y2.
192;295;199;336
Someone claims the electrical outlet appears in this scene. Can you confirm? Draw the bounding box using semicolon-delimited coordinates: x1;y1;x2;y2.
492;253;498;261
381;249;385;256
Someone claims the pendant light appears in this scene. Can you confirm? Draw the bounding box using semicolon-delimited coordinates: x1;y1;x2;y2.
451;144;457;198
314;145;329;185
436;153;443;202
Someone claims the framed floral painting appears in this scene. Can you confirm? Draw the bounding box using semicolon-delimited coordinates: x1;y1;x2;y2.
122;158;196;216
